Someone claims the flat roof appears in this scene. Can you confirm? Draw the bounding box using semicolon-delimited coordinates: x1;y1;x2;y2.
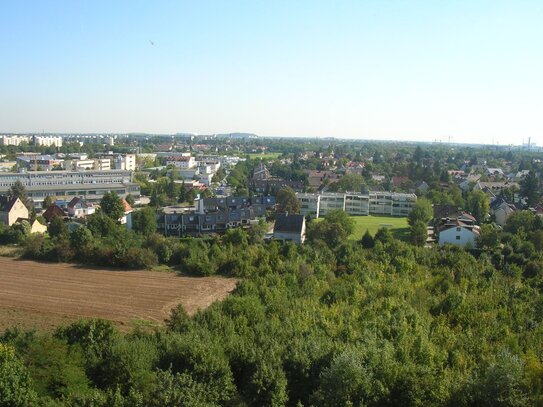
0;183;139;192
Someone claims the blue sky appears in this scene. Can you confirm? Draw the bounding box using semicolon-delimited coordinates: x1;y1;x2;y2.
1;1;542;145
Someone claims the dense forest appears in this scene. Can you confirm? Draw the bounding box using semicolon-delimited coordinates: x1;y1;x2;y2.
1;208;543;406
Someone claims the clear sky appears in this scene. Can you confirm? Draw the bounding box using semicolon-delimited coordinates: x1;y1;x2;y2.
1;1;542;145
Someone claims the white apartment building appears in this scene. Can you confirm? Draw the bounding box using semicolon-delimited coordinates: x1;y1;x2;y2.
64;158;111;171
34;136;63;147
0;170;139;207
345;193;370;215
298;194;320;218
369;192;416;216
166;156;196;169
319;193;347;216
0;135;25;146
94;158;111;171
0;135;31;146
114;154;136;171
298;191;416;218
69;159;95;170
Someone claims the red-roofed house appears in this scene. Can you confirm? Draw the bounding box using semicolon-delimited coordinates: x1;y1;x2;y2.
120;199;134;229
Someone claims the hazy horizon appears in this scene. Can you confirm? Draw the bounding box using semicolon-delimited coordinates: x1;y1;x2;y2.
1;1;542;146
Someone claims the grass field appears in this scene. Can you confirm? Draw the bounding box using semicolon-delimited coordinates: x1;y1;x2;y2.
0;257;237;332
350;215;409;240
245;152;282;160
314;215;409;241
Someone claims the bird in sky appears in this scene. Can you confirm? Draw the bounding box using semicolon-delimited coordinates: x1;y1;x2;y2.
149;40;154;46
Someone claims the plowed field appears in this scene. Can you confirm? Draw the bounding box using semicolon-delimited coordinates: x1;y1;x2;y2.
0;257;237;332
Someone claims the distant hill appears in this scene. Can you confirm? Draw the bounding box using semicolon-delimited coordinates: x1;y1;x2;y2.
217;132;259;139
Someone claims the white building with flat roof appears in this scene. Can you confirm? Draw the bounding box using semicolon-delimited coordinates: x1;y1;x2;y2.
0;170;139;207
166;156;196;169
114;154;136;171
298;191;416;218
34;136;63;147
0;135;31;146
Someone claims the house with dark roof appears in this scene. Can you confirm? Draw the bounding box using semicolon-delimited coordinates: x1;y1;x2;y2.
489;197;517;226
42;204;66;223
273;214;306;244
0;196;29;226
157;196;274;237
252;162;271;180
67;197;95;218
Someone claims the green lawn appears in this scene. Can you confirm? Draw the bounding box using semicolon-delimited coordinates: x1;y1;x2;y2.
314;215;410;241
245;152;282;160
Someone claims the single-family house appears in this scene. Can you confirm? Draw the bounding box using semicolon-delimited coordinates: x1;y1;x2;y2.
67;197;95;218
0;196;29;226
413;180;429;193
486;167;505;177
273;214;306;244
30;219;48;234
435;215;480;247
490;197;516;226
42;204;66;223
120;199;133;229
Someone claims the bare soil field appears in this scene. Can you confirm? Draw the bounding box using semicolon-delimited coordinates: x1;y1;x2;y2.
0;257;238;332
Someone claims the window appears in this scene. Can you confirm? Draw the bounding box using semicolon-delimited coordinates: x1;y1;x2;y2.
456;236;461;240
456;227;461;232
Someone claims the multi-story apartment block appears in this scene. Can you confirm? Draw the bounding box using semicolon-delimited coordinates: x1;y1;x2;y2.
34;136;63;147
298;193;320;218
114;154;136;171
166;155;196;169
369;191;416;217
345;193;370;215
0;170;140;208
298;191;416;218
0;135;31;146
94;158;112;171
319;193;347;216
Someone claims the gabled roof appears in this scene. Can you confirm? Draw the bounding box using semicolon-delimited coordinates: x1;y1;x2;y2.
42;205;65;222
436;218;480;236
274;214;305;234
68;196;92;209
0;195;19;212
439;222;480;236
489;196;506;210
67;196;81;208
121;199;133;213
433;204;461;219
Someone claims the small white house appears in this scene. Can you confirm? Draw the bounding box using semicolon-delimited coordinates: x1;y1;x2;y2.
67;197;95;218
438;222;480;247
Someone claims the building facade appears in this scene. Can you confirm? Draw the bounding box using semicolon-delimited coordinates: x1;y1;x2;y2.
0;135;31;146
0;170;140;208
0;196;29;226
166;156;196;169
157;196;275;236
34;136;63;147
298;191;416;218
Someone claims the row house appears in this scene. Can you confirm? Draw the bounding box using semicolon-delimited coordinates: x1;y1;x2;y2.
157;196;275;237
